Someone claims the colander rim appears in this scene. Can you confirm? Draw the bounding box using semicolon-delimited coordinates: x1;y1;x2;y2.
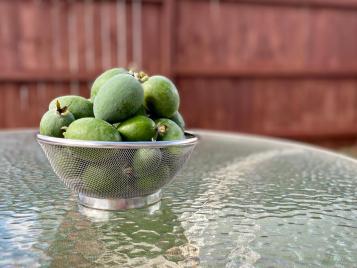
36;131;199;148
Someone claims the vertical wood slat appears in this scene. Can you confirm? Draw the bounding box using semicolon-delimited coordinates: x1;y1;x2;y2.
1;0;357;145
0;1;18;70
132;0;142;69
19;84;30;114
51;0;61;70
36;82;48;122
18;0;39;71
100;1;112;69
4;83;21;128
74;0;86;73
68;0;79;74
117;0;127;66
108;1;119;68
160;0;175;77
56;0;70;72
84;0;95;71
68;0;81;94
92;0;104;72
27;82;40;127
36;0;53;72
0;85;4;127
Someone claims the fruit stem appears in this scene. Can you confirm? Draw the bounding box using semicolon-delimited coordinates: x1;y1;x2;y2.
128;69;149;83
123;166;133;177
55;100;69;115
60;126;68;136
157;124;167;135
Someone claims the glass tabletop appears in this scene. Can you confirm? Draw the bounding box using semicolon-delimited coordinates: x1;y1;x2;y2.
0;130;356;267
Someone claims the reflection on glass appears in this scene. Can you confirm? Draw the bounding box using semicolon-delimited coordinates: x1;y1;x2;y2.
46;201;199;267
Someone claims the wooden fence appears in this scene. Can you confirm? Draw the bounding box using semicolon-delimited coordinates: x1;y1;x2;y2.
1;0;357;143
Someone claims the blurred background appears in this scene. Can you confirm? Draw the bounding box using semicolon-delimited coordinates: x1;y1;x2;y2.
1;0;357;147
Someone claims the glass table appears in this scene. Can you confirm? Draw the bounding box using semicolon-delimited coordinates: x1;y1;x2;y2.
0;130;356;267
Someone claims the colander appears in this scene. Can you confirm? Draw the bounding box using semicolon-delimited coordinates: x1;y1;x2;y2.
37;132;198;210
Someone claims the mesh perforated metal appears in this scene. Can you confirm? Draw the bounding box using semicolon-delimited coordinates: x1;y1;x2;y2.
37;134;197;199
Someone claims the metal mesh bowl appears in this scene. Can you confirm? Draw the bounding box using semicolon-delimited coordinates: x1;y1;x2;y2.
37;132;198;210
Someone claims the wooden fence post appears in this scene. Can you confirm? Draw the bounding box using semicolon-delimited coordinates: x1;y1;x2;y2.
160;0;175;79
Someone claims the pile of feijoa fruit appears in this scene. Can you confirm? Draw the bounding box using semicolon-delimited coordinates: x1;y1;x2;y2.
39;68;186;142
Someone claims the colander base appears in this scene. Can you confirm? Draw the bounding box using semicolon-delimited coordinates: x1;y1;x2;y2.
78;190;162;210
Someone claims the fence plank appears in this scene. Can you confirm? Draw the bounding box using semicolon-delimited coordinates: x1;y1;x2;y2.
141;0;163;73
160;0;175;77
1;0;357;145
178;77;357;137
0;1;18;71
116;0;128;66
175;1;357;73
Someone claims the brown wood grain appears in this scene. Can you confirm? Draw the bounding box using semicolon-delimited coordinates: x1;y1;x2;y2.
74;0;86;73
142;1;162;74
57;0;70;72
37;0;53;72
181;0;357;9
174;68;357;78
97;0;357;9
17;0;39;71
92;0;104;71
0;1;19;71
0;0;357;145
160;0;175;76
108;0;119;68
126;1;134;69
178;78;357;139
0;81;89;128
176;1;357;73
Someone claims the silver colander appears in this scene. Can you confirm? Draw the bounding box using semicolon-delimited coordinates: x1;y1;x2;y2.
37;132;198;210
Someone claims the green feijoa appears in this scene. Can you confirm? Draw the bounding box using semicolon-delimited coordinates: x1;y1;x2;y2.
143;75;180;118
40;100;75;138
136;165;170;192
135;105;148;116
90;67;128;101
169;112;185;130
155;118;184;141
94;74;144;123
49;95;93;119
163;147;190;176
133;148;162;178
82;165;119;195
156;118;185;156
117;115;156;141
63;117;121;141
113;106;147;129
52;150;84;175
